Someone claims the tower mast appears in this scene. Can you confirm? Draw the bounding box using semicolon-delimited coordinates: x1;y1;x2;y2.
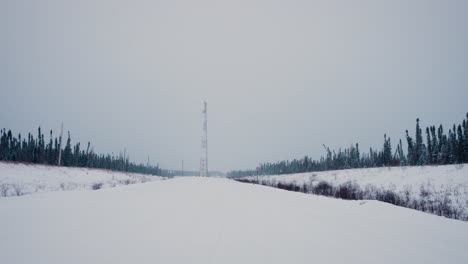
200;102;208;177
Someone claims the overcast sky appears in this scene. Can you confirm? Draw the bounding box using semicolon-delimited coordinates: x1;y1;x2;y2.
1;0;467;172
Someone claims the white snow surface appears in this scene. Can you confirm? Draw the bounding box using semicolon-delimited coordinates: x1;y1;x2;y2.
244;164;468;219
0;162;163;197
244;164;468;192
1;176;468;264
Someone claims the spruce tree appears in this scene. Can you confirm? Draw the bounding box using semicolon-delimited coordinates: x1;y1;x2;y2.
63;131;72;166
73;142;80;166
426;127;432;164
448;128;456;164
382;134;392;166
47;130;54;164
54;138;59;163
457;124;464;163
415;118;424;165
355;143;360;168
464;114;468;162
37;127;42;163
430;126;438;163
437;125;444;164
406;130;415;165
397;139;406;165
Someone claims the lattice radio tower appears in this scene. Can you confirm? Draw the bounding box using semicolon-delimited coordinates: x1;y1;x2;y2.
200;101;208;177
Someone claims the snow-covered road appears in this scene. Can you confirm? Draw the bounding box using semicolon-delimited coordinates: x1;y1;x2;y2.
1;177;468;264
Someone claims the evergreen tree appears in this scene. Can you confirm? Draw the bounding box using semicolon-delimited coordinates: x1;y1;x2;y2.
382;134;392;166
437;125;444;164
54;138;59;164
353;143;360;168
47;130;54;164
415;118;425;165
456;124;464;163
439;137;449;164
448;126;457;163
396;139;406;165
430;126;438;163
0;129;6;160
426;127;432;164
464;114;468;162
36;127;43;163
63;131;72;166
406;130;415;165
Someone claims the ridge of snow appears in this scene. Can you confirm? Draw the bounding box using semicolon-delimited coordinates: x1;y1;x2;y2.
0;161;163;197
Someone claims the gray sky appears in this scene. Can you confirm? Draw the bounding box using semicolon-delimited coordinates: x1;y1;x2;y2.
1;0;467;172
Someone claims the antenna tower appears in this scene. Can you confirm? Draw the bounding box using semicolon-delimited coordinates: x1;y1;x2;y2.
200;102;208;177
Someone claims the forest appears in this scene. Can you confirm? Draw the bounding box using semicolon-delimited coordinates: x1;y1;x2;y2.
2;113;467;178
0;127;163;176
228;113;468;177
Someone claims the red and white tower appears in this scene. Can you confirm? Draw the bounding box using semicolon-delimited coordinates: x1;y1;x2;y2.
200;101;208;177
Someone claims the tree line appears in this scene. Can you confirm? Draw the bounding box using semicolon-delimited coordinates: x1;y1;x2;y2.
0;127;163;176
228;113;468;177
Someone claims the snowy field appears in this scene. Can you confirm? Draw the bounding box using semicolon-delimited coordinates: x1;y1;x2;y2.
0;162;164;197
1;177;468;264
241;164;468;220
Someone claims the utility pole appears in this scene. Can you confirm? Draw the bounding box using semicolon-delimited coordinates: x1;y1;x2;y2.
58;122;63;166
200;101;208;177
182;160;184;177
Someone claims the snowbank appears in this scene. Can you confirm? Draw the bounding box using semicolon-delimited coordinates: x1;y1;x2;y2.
241;164;468;220
0;161;164;197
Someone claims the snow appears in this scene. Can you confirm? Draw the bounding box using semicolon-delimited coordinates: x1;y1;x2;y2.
243;164;468;219
0;162;164;197
1;176;468;264
244;164;468;192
